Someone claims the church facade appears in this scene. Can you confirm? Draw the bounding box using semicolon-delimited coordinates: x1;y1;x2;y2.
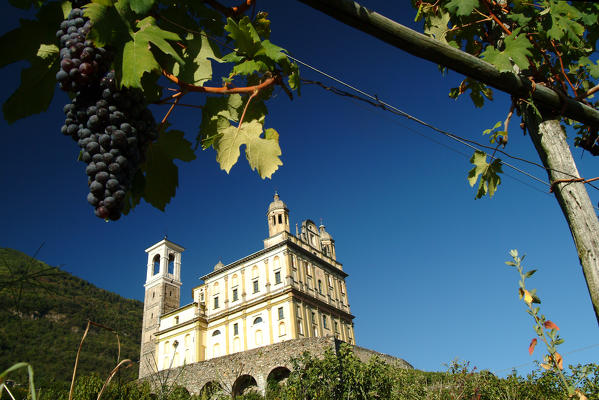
139;194;356;379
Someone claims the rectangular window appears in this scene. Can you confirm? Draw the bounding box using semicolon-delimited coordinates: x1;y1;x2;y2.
232;288;238;302
274;270;281;284
278;307;284;320
311;311;316;324
334;321;339;332
233;323;239;336
322;315;328;329
253;279;259;293
318;280;323;294
298;320;304;335
214;296;219;309
200;291;205;302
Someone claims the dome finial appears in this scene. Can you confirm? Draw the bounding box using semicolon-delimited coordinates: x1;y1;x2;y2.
274;190;279;200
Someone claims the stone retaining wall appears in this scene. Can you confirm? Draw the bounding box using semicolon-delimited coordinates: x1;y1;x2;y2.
143;336;411;396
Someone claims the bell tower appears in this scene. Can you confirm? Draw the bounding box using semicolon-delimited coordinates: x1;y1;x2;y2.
267;192;290;237
139;237;184;378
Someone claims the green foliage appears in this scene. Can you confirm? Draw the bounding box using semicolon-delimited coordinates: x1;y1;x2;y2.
0;248;143;391
467;150;502;199
413;0;599;197
0;0;300;217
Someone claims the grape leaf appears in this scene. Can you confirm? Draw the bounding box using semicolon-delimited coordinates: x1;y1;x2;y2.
423;11;450;43
172;32;221;85
255;40;288;63
224;16;262;58
121;17;183;88
2;44;59;124
547;1;584;42
445;0;479;17
198;94;244;148
233;59;269;76
84;0;131;48
129;0;154;15
213;120;282;178
467;150;503;198
142;129;196;211
254;11;271;39
0;1;64;68
481;34;532;72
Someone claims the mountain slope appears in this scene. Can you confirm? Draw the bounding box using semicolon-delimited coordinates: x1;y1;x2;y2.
0;248;143;390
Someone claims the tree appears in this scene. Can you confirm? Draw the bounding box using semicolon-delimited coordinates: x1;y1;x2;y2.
296;0;599;326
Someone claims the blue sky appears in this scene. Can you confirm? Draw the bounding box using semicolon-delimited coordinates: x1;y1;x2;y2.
1;1;598;376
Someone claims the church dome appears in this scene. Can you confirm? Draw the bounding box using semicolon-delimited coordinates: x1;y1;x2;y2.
268;192;287;212
214;260;225;271
319;225;333;241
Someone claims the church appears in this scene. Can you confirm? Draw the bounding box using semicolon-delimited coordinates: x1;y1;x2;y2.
139;193;356;379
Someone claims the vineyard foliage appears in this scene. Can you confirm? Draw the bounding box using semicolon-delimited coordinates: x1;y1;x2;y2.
412;0;599;197
0;0;299;218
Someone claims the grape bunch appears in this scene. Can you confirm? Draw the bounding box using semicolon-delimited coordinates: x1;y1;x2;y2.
55;8;111;92
61;72;158;220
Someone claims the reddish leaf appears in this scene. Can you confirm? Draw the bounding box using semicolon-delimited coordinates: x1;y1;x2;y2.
554;352;564;370
544;320;559;330
528;338;537;355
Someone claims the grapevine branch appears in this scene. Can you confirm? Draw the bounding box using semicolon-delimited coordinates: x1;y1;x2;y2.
162;70;279;94
551;40;577;95
237;89;259;133
202;0;254;18
550;177;599;193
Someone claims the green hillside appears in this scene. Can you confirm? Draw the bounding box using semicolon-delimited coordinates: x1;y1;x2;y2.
0;248;143;390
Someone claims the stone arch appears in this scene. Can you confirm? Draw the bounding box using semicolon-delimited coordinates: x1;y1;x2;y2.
199;381;223;400
267;366;291;386
232;374;258;397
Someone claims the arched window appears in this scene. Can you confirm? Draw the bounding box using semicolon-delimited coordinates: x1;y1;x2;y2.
213;343;220;357
212;330;221;336
278;322;286;336
153;254;160;275
213;282;220;293
168;253;175;274
184;334;191;347
323;246;330;256
255;329;263;345
253;316;263;325
251;266;259;279
232;274;239;287
233;337;241;352
274;256;280;268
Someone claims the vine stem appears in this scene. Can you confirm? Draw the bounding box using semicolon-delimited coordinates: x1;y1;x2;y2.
203;0;254;18
159;93;183;130
551;40;577;95
577;83;599;101
162;70;278;94
481;0;512;35
237;89;259;134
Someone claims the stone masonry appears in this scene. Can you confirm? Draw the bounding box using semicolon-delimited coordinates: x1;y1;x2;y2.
143;336;413;396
